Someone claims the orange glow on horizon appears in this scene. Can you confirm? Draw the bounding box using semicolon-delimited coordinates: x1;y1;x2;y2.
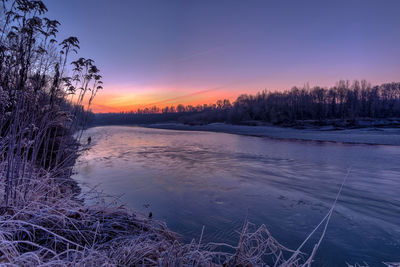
90;88;240;113
87;78;295;113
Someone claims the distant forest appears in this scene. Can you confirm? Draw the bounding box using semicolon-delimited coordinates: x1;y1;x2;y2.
94;80;400;127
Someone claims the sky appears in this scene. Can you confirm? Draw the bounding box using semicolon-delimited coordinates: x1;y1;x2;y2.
44;0;400;113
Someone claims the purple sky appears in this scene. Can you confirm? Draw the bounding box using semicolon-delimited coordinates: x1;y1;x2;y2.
44;0;400;112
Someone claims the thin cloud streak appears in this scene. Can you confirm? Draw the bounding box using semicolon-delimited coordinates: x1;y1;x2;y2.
142;75;269;108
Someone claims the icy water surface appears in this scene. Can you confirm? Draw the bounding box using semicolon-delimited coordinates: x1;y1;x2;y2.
73;126;400;266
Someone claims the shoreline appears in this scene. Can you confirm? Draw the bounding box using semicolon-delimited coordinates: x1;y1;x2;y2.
141;122;400;146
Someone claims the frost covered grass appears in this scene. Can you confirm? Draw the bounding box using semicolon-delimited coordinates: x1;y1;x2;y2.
0;158;351;266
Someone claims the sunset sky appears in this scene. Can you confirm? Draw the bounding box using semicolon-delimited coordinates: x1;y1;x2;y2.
45;0;400;113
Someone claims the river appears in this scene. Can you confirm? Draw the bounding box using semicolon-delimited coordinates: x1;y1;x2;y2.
73;126;400;266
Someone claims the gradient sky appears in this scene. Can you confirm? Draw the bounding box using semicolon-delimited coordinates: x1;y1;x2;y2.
44;0;400;112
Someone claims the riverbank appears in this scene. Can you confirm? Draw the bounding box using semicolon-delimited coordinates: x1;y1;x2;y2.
144;123;400;146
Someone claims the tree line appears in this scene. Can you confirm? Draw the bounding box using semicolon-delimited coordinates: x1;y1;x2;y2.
95;80;400;127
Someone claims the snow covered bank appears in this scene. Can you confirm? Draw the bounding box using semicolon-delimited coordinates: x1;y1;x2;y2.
145;123;400;146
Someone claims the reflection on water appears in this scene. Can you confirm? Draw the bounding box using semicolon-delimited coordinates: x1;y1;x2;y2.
74;126;400;265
